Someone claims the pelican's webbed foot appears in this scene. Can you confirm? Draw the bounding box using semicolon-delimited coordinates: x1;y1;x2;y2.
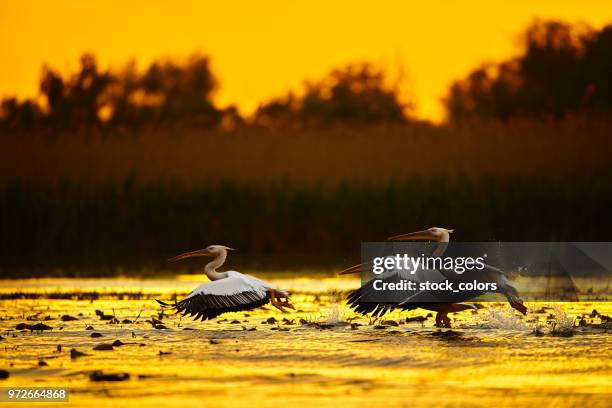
268;289;295;313
510;299;528;315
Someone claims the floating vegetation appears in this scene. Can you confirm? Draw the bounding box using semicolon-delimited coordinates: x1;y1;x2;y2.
0;292;154;300
93;344;114;351
591;309;612;323
14;322;54;332
89;371;129;382
430;330;463;337
70;349;87;359
95;310;115;320
406;316;428;323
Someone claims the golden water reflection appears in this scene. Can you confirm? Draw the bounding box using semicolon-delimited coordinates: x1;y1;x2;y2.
0;276;610;407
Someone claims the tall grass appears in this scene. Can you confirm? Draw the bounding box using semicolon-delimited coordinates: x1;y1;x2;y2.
1;118;611;276
1;118;611;187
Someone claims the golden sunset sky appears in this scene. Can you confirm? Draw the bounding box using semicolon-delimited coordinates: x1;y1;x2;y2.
1;0;611;122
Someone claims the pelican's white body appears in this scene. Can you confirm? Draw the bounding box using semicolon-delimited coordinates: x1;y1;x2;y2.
186;271;284;300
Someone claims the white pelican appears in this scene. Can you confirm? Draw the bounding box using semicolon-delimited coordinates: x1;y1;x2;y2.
157;245;294;320
341;227;527;327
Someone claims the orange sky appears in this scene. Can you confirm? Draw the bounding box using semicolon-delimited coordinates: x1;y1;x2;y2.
1;1;611;122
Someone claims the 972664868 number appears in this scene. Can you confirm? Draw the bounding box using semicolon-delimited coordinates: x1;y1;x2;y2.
1;387;69;402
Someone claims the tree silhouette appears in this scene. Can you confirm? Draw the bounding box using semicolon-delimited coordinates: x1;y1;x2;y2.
0;98;40;130
583;25;612;110
255;63;409;127
2;20;612;132
446;20;612;121
2;54;222;131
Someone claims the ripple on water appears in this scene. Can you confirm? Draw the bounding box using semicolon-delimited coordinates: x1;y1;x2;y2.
0;278;611;407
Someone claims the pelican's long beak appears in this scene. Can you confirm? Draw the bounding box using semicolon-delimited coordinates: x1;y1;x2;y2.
338;263;364;275
387;229;436;241
168;248;212;262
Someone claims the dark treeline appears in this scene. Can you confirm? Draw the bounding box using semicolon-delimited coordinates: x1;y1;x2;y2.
2;20;611;131
1;54;234;131
0;57;406;132
2;174;611;276
446;20;612;121
253;64;408;127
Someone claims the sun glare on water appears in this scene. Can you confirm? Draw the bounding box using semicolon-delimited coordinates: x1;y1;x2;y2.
0;276;610;407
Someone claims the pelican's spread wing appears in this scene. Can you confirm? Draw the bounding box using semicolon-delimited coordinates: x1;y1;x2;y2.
346;273;418;317
160;272;272;320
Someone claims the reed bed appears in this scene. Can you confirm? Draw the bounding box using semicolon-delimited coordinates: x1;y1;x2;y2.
1;118;611;275
1;118;611;187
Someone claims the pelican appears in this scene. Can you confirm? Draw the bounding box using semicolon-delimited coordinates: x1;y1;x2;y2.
341;227;527;327
156;245;294;320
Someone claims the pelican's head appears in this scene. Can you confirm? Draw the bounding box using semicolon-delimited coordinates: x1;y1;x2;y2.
168;245;235;262
387;227;454;242
338;227;454;275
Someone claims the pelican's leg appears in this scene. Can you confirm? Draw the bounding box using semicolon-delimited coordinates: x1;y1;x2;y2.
277;292;295;310
509;299;528;315
268;289;288;313
501;285;528;315
435;312;452;328
269;288;295;310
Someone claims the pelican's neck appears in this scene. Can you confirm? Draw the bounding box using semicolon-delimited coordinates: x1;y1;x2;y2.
204;250;227;281
432;232;450;257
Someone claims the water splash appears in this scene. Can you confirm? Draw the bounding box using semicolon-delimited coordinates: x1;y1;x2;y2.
324;292;345;324
549;305;575;335
478;307;532;331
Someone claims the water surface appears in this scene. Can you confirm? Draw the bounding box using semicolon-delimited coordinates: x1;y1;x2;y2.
1;276;610;407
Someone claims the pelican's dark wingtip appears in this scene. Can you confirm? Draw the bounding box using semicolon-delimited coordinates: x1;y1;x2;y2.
155;299;174;308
